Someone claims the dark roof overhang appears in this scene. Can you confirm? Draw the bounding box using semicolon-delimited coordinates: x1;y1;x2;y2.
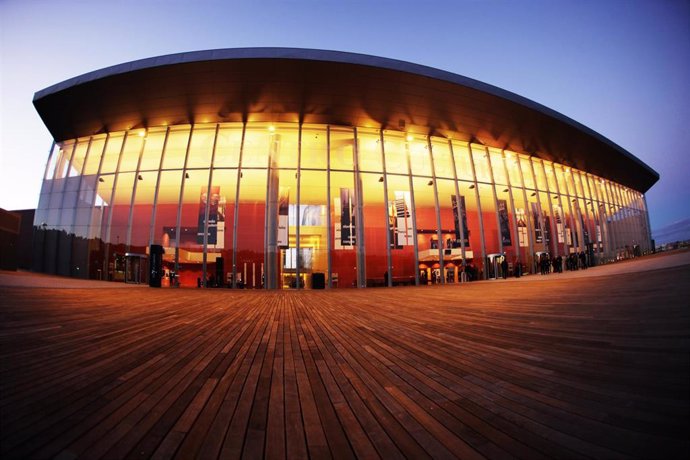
33;47;658;192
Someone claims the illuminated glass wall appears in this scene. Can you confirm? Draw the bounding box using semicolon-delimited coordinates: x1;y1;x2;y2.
33;122;653;287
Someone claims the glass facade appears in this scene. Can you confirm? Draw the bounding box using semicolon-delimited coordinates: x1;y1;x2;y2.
33;122;654;288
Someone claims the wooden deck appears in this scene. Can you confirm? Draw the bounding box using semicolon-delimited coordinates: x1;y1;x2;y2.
1;264;689;459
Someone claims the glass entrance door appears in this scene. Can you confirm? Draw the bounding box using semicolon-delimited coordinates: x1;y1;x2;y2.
487;253;505;279
125;253;147;284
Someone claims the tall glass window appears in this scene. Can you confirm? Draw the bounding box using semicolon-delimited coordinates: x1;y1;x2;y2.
409;137;432;177
458;180;483;280
384;132;416;284
357;128;383;173
300;170;329;287
161;126;191;170
554;165;575;253
385;173;416;284
472;146;491;183
431;139;456;282
477;183;500;277
235;168;267;288
214;123;243;168
206;168;237;287
62;138;91;237
277;168;298;288
432;137;454;179
138;128;167;171
360;172;387;286
156;170;183;285
452;141;474;182
230;125;271;287
128;171;158;254
436;178;461;283
413;176;437;284
301;126;327;170
106;172;135;282
33;121;650;286
118;132;145;173
384;131;408;175
242;125;272;169
325;128;356;288
356;128;386;286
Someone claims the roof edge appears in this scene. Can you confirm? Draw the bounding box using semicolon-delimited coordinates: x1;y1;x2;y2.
32;47;659;189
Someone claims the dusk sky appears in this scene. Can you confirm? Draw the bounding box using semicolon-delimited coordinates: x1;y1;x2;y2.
1;0;688;232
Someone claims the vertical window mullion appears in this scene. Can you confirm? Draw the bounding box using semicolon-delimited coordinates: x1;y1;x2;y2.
483;147;503;258
296;124;303;289
125;131;148;251
173;128;194;284
428;137;444;283
447;140;468;271
405;137;420;286
201;124;220;287
515;155;536;273
501;151;521;271
103;132;128;277
380;130;393;287
467;145;487;279
352;127;366;288
149;127;171;246
326;126;332;288
232;123;246;288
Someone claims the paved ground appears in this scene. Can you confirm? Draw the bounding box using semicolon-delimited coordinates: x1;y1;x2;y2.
508;250;690;282
0;270;146;289
2;250;688;289
1;252;688;459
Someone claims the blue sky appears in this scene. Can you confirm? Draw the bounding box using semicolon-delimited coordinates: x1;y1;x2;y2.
1;0;688;231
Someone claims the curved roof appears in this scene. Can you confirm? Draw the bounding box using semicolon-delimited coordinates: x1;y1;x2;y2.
33;47;658;192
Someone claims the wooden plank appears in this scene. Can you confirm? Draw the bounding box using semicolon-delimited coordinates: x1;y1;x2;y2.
0;258;688;459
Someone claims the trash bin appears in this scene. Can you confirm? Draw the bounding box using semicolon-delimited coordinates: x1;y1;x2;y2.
149;244;164;287
312;272;325;289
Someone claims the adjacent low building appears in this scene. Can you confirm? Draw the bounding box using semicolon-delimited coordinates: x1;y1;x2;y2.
31;48;658;288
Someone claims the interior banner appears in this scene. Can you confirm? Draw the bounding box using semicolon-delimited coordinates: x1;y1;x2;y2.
215;196;225;249
451;195;470;247
579;211;590;245
553;204;565;244
544;215;552;248
278;186;289;249
516;207;528;247
596;224;602;243
531;202;543;244
497;199;512;246
197;186;220;245
390;191;413;248
338;188;356;248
